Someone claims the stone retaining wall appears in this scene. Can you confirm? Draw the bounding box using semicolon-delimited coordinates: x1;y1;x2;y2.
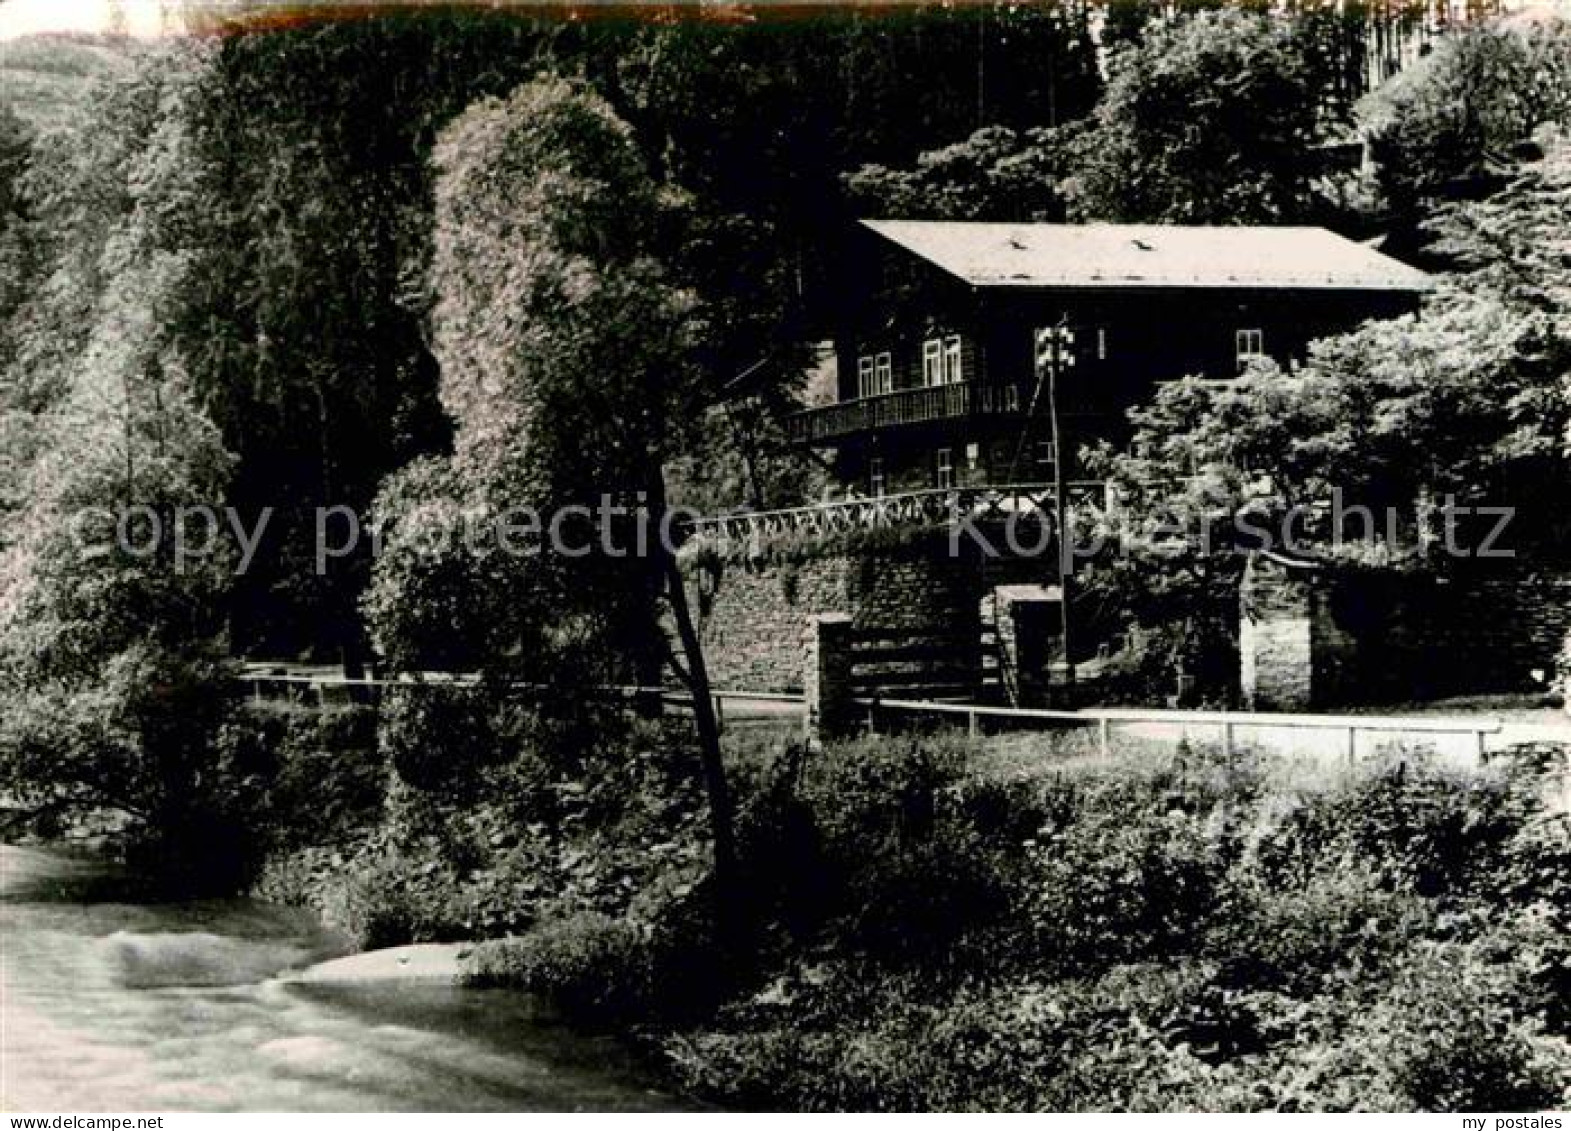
1242;553;1571;709
687;537;1045;695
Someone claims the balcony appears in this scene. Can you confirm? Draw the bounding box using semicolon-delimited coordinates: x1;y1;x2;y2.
786;380;1028;445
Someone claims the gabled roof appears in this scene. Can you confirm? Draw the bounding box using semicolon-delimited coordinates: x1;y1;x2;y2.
860;219;1431;292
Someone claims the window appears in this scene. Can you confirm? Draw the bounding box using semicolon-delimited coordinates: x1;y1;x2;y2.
965;442;981;471
869;457;886;498
942;336;963;384
1235;328;1265;372
857;351;894;397
1097;326;1108;361
935;448;954;490
922;339;943;386
924;335;963;385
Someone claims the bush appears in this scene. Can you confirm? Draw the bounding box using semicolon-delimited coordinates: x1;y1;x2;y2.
787;733;1019;954
1360;942;1570;1111
663;731;1571;1111
1023;781;1233;972
1206;865;1432;996
1252;755;1532;897
463;910;654;1023
379;684;506;794
235;701;383;847
336;846;473;949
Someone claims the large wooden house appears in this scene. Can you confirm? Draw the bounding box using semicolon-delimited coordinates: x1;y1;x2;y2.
687;222;1434;703
791;220;1431;496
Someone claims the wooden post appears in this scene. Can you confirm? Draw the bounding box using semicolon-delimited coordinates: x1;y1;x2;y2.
713;695;725;736
1347;726;1359;764
968;709;979;739
1098;716;1111;759
1475;728;1489;764
1221;720;1234;760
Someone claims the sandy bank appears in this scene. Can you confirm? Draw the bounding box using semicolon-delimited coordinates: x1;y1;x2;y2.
287;942;472;985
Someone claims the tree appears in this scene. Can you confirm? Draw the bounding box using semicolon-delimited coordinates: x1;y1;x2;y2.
0;103;40;460
162;16;563;663
1361;17;1571;238
845;124;1076;222
1082;134;1571;698
0;46;244;880
1066;9;1329;223
363;76;744;934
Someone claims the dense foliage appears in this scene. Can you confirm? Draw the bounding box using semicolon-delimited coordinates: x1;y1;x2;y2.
0;9;1566;1110
1363;18;1571;236
1068;9;1330;224
655;733;1571;1112
246;706;1571;1112
1077;132;1571;699
0;48;244;878
363;75;688;690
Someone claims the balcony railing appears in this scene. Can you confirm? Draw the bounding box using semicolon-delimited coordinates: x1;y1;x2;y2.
787;380;1029;445
683;481;1114;560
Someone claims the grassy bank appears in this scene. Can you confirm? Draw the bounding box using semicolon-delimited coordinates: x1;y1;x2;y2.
245;700;1571;1111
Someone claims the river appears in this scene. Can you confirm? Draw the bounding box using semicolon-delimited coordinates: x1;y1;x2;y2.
0;844;692;1112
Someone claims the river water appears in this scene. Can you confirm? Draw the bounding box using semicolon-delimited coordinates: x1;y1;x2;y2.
0;844;691;1112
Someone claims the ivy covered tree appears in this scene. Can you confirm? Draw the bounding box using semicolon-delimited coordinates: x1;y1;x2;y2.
363;75;744;927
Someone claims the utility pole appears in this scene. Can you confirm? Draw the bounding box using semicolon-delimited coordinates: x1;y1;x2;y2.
1033;320;1076;695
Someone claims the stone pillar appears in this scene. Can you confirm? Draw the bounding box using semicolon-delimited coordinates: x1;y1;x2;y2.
804;613;855;747
992;585;1058;707
1240;552;1315;711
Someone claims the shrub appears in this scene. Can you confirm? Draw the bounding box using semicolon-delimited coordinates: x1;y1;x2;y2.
1360;942;1570;1111
1024;784;1232;971
1206;865;1432;996
335;846;472;949
1252;755;1532;897
463;910;654;1023
790;733;1019;953
379;684;505;794
670;958;1352;1112
241;701;383;847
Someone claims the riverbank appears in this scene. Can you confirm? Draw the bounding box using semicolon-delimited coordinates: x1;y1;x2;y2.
0;844;691;1112
241;697;1571;1112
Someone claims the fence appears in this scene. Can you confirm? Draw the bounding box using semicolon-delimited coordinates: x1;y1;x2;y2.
853;696;1507;762
236;665;802;734
847;627;982;702
239;665;1558;761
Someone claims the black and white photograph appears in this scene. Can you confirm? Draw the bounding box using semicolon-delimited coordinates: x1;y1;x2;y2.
1;0;1569;1115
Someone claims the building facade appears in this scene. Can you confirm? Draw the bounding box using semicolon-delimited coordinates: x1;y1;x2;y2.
689;221;1436;704
791;220;1430;496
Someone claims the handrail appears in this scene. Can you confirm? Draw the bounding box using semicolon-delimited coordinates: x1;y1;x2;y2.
853;697;1501;734
237;666;804;704
853;695;1510;758
687;482;1074;526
